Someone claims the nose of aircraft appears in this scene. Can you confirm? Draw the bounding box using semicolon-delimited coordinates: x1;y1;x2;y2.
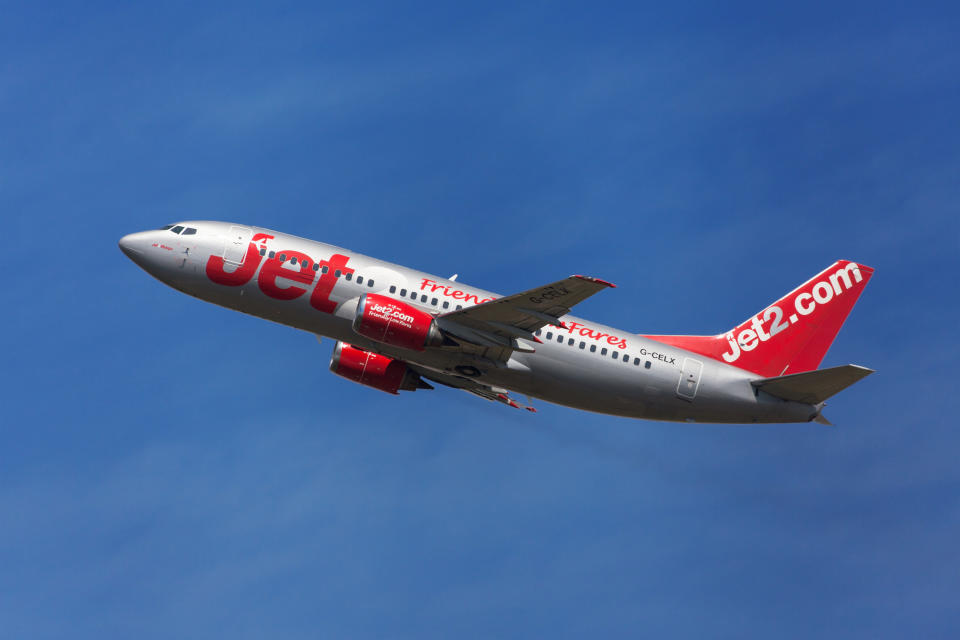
118;231;154;265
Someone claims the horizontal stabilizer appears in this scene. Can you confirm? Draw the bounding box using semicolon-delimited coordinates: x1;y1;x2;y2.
752;364;874;404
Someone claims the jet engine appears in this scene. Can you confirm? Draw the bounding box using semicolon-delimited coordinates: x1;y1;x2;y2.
329;342;432;394
352;293;444;351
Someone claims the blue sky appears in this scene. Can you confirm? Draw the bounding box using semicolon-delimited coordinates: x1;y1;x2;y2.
2;2;959;638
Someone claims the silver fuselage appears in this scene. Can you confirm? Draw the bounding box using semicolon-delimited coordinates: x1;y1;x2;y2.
119;221;818;423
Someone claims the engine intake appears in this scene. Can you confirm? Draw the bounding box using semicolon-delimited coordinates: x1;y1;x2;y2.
352;293;444;351
329;342;431;394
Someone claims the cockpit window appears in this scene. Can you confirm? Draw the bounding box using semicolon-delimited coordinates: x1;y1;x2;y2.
171;225;185;234
181;227;197;235
159;224;174;230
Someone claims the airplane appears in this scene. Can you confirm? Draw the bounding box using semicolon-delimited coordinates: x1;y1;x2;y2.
119;221;874;424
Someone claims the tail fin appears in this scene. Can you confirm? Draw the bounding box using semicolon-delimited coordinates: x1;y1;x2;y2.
644;260;874;377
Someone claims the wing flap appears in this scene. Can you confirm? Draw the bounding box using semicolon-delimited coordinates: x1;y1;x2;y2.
410;366;537;412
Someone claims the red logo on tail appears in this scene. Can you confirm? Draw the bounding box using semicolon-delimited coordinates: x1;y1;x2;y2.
645;260;874;377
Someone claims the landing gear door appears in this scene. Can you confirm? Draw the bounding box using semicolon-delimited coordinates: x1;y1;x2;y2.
676;357;703;401
223;226;253;265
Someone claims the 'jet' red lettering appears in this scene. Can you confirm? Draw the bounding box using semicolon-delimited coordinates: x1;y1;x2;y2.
310;254;354;313
258;250;315;300
205;243;263;286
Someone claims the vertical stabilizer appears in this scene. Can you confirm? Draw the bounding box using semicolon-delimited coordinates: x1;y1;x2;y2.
644;260;874;377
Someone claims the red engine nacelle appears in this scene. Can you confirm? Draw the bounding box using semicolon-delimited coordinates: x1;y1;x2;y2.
352;293;444;351
329;342;430;394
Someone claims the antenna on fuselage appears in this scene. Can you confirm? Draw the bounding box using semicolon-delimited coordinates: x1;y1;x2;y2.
449;274;458;281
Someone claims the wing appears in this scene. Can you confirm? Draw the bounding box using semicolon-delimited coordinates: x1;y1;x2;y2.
408;365;537;412
435;275;615;356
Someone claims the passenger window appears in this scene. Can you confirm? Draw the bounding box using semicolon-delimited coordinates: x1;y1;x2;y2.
390;285;397;294
623;353;629;362
590;345;596;353
368;280;374;287
268;251;275;259
420;294;427;302
312;263;319;271
579;341;585;349
633;358;640;366
345;273;352;281
259;248;266;256
546;332;553;340
299;259;307;267
431;297;438;305
568;338;575;346
279;254;286;261
535;329;542;336
601;348;608;355
335;270;341;277
442;301;449;309
322;266;329;274
182;227;197;235
645;361;652;369
557;335;563;343
410;292;417;300
612;351;618;359
356;276;364;285
171;225;184;234
456;305;463;310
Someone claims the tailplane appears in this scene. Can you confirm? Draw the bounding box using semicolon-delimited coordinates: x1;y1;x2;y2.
751;364;874;404
645;260;874;377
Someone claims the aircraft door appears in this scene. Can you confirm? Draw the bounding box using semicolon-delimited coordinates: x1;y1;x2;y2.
223;226;253;265
676;357;703;401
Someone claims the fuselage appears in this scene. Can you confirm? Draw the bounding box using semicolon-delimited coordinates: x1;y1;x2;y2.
119;221;820;423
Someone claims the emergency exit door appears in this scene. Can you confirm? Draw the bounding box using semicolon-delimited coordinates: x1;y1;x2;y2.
676;357;703;401
223;226;252;264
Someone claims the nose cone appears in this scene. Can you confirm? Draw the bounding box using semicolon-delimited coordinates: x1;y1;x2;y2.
118;231;154;267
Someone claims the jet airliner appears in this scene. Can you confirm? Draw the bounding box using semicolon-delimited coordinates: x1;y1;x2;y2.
119;222;874;424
